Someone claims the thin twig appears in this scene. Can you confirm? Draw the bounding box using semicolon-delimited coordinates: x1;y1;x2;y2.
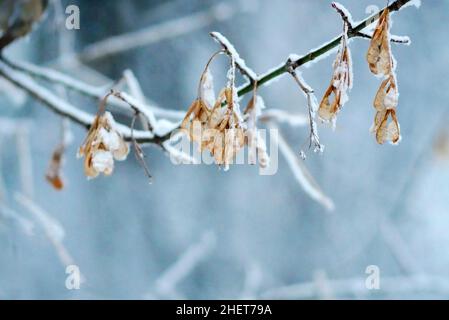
288;67;323;153
15;126;34;198
210;31;257;82
15;192;76;269
271;123;334;211
130;113;153;183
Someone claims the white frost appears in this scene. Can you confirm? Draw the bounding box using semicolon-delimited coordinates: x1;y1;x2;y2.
92;150;114;174
210;31;257;80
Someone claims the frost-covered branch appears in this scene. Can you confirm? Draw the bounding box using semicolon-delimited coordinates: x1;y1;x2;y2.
0;56;185;121
210;31;257;82
0;60;164;144
288;67;323;154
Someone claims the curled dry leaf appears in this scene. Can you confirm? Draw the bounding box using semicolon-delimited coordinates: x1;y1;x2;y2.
374;74;398;111
319;26;353;124
182;55;269;170
78;111;129;178
366;9;392;76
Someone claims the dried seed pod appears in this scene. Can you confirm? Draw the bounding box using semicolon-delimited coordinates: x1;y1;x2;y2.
367;8;402;145
181;99;211;145
372;109;400;145
373;75;398;111
319;27;353;124
366;8;392;76
78;111;129;178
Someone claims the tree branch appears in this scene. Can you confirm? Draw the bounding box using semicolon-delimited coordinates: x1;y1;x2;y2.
236;0;415;98
0;60;161;144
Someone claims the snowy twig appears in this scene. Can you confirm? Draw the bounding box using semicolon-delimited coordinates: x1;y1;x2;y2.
130;113;153;183
287;67;323;153
355;31;410;44
15;126;34;199
240;262;263;299
0;56;185;121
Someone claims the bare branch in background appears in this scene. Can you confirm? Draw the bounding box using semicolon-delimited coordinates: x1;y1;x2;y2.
0;204;34;236
144;231;216;299
258;109;308;128
380;217;423;275
2;57;185;121
15;192;76;269
272;124;334;211
15;126;34;199
288;68;323;154
240;262;263;299
46;118;72;190
63;1;254;64
262;274;449;299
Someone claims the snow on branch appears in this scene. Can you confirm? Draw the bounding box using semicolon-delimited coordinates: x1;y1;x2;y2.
1;56;185;121
236;0;416;98
210;31;257;81
144;231;216;299
0;60;159;143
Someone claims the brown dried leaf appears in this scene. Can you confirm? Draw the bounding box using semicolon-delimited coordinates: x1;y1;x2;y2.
374;75;398;111
373;109;400;144
318;33;352;123
366;9;392;76
78;112;129;178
